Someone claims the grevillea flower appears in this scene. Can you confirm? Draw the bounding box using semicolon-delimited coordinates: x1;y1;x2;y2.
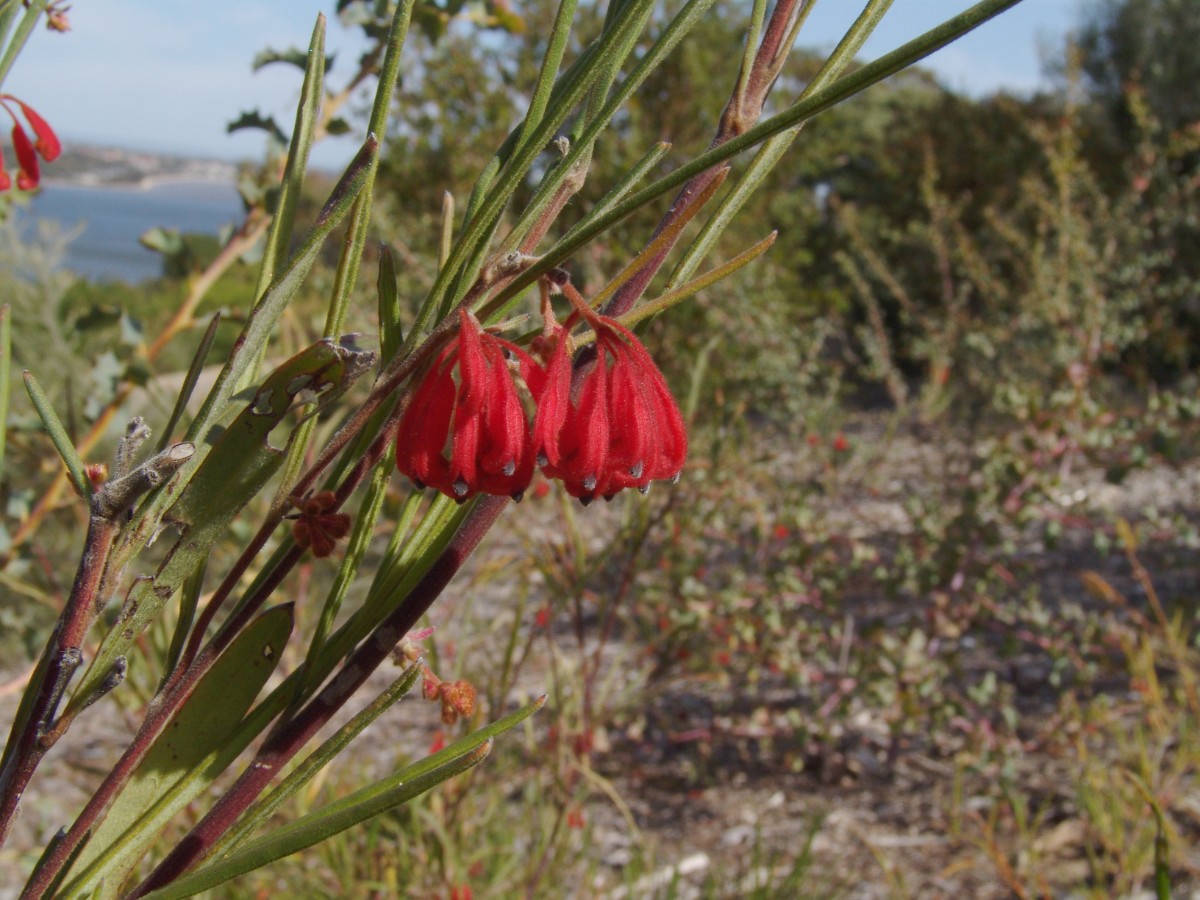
0;95;61;191
533;284;687;504
396;309;544;502
290;491;352;558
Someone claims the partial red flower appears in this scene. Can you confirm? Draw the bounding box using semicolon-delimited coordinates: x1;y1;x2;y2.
396;309;543;502
0;95;60;191
289;490;351;558
533;283;687;504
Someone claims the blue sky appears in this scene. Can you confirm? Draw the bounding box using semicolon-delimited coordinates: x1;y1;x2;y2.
9;1;1080;170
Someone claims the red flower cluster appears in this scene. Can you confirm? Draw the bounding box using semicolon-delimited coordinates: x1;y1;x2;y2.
534;292;686;503
0;95;60;191
395;288;687;506
396;309;543;502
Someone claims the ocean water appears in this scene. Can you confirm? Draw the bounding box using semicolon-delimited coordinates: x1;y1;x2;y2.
15;181;244;283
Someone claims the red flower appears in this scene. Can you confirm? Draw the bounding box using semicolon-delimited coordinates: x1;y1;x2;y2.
290;491;352;558
429;730;447;754
396;310;543;502
533;284;686;504
0;95;60;191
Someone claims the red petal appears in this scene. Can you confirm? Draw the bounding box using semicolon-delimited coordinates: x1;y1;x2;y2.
532;327;572;469
474;338;534;496
601;331;656;493
11;124;38;189
291;519;313;549
13;99;60;161
450;313;489;497
396;345;457;495
602;317;687;483
309;529;337;558
547;355;610;501
318;512;352;540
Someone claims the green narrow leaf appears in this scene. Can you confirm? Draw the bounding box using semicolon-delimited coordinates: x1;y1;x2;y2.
0;0;47;88
58;605;295;899
494;0;1029;307
321;0;414;339
0;3;21;64
210;663;423;862
154;312;221;453
1155;814;1171;900
377;245;405;363
668;0;893;288
255;18;324;284
22;371;91;503
66;338;375;716
511;0;579;159
141;696;546;900
241;13;328;391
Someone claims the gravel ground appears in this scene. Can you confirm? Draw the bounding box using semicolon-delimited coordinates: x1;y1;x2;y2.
2;422;1198;897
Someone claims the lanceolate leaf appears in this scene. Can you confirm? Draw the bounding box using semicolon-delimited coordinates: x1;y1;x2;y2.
139;696;546;900
65;338;376;716
58;605;294;899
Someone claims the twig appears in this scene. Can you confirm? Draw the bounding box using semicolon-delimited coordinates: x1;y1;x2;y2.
0;439;195;850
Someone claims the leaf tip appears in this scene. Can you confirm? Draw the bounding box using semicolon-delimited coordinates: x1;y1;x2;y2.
469;737;495;763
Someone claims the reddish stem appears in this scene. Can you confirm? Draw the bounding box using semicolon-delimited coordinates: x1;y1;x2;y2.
605;0;803;320
0;516;116;849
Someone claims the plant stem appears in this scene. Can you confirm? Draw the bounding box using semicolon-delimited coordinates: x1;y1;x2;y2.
0;515;116;849
604;0;805;319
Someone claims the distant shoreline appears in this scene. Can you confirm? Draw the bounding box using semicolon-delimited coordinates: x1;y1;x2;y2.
41;173;239;192
41;141;243;192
